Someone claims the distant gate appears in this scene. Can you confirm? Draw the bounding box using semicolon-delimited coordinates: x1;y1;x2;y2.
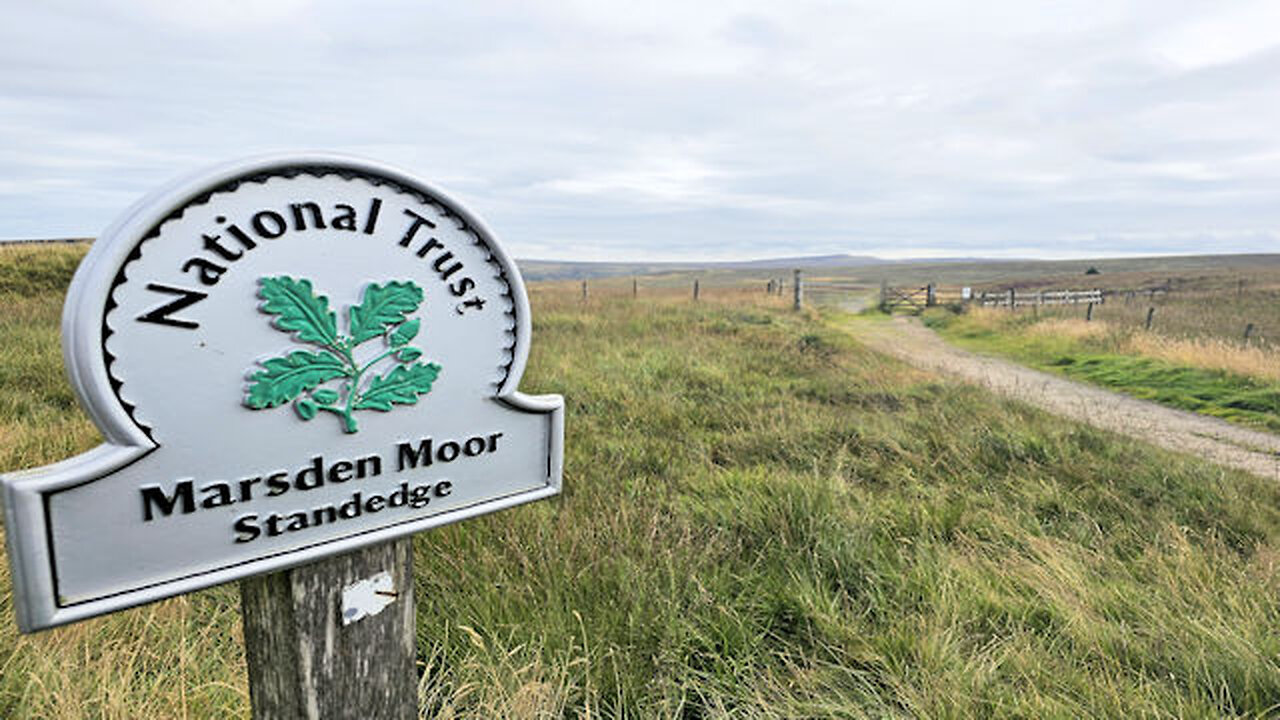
878;283;969;314
880;284;933;313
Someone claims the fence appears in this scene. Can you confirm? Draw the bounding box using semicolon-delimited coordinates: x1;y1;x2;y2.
977;288;1103;308
853;284;1111;314
551;272;1275;349
879;283;976;313
562;276;1116;316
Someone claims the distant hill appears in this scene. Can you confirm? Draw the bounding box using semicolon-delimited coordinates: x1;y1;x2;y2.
516;253;902;281
708;254;886;269
516;252;1280;283
513;253;1027;281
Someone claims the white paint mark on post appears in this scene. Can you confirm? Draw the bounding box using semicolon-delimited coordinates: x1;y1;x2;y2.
341;570;397;625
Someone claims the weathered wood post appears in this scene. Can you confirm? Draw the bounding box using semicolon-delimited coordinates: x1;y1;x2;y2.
241;539;416;719
1245;323;1255;342
581;279;588;302
633;277;638;299
793;269;803;310
1086;302;1094;322
693;279;700;301
1145;306;1156;330
1007;288;1016;311
925;283;936;308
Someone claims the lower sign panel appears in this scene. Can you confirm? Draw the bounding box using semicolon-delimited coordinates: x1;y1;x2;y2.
5;395;562;631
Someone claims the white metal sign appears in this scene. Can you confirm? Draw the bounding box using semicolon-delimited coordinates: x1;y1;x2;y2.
1;155;564;631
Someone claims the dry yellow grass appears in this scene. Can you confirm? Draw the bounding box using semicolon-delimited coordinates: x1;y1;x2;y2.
1124;333;1280;383
1024;317;1111;342
950;307;1009;333
956;307;1280;385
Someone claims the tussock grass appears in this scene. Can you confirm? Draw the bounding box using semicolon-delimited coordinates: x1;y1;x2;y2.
0;244;86;296
1126;333;1280;384
1024;317;1110;343
1017;316;1280;383
3;253;1280;716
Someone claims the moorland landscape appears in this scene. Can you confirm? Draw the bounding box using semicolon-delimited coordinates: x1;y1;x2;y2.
2;242;1279;717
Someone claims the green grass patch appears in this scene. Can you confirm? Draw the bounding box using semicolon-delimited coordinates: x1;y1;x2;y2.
926;309;1280;432
0;244;86;295
2;256;1280;716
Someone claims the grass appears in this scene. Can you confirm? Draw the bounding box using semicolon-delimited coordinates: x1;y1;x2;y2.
925;308;1280;432
3;253;1280;716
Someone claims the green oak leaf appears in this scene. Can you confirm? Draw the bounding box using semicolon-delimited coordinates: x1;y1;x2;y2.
353;361;441;411
397;347;423;362
389;318;421;347
349;281;424;343
245;350;348;409
259;276;339;346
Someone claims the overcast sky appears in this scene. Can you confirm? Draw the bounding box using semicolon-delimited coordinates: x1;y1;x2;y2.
3;1;1279;260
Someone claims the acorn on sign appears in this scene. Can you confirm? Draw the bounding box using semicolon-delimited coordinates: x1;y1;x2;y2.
295;398;318;420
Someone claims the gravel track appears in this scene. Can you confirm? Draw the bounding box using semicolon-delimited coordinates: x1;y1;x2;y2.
856;316;1280;480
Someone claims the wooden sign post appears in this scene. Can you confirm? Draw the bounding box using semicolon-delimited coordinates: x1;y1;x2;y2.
0;155;565;717
241;539;416;718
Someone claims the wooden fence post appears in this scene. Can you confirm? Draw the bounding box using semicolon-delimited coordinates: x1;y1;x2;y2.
1145;306;1155;331
581;280;588;302
1007;288;1015;311
693;279;700;301
1086;302;1094;322
926;283;936;307
633;277;638;299
1244;323;1255;342
241;538;417;720
793;270;803;311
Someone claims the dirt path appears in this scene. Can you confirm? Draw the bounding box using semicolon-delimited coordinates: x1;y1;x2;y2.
856;316;1280;479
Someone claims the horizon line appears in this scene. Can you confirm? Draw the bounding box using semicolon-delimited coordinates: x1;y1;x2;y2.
3;237;1278;266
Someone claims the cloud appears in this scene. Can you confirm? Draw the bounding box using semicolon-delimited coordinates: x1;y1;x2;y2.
1;1;1279;260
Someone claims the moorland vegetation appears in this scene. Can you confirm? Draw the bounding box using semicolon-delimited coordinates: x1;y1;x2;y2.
0;246;1278;717
924;272;1280;433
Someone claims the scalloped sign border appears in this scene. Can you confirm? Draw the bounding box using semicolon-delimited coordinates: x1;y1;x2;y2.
0;155;564;632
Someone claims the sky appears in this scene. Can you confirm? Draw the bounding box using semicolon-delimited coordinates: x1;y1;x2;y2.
3;1;1280;261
